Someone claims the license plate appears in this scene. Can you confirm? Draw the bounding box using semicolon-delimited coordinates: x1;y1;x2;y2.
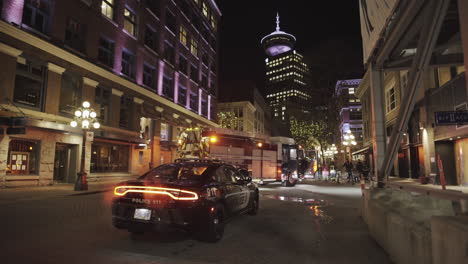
134;208;151;220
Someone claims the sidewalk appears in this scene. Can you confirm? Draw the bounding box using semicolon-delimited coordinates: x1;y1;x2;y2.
0;179;133;204
377;177;468;201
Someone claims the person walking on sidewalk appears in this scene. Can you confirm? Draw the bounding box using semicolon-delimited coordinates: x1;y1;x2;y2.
356;159;364;183
343;159;354;184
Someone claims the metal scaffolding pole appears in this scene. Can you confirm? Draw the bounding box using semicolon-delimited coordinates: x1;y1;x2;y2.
379;0;451;184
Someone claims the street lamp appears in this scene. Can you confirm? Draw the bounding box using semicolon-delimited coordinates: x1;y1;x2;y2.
257;142;263;181
70;101;100;191
342;131;357;160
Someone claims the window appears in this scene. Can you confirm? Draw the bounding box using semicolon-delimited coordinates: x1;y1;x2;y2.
179;55;188;75
202;2;209;17
385;86;397;113
350;110;362;121
162;74;174;99
190;39;198;57
160;123;169;141
178;83;187;106
190;64;198;82
59;72;82;115
14;58;46;109
437;67;451;87
6;140;40;175
22;0;50;34
91;142;129;173
179;0;190;18
95;86;111;124
201;73;207;88
98;36;114;68
163;42;175;65
179;26;188;46
190;89;198;110
65;18;86;53
119;95;133;129
165;9;176;33
201;94;207;117
145;0;160;17
101;0;114;20
210;14;217;30
143;64;156;90
201;52;208;66
121;50;135;78
193;0;199;5
348;88;355;94
144;25;159;52
124;8;137;36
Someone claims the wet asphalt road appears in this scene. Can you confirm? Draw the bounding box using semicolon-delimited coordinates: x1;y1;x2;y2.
0;182;391;264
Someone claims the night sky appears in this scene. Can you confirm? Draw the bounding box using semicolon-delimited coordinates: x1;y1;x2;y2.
216;0;365;94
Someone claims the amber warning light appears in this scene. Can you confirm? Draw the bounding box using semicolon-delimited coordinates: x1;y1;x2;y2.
114;186;199;200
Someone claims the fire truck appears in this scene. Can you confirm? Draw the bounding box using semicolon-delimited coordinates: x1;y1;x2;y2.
177;127;299;186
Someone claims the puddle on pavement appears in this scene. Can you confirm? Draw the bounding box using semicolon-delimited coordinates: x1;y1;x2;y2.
263;195;333;237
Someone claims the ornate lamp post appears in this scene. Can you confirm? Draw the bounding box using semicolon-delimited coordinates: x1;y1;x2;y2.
342;131;357;161
70;101;100;191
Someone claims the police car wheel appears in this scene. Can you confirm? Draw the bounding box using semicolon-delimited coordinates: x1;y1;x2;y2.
248;195;259;215
201;204;225;243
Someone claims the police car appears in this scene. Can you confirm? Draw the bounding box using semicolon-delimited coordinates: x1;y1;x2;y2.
111;159;259;242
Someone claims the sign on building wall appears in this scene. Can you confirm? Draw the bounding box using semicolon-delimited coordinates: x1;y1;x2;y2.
359;0;399;63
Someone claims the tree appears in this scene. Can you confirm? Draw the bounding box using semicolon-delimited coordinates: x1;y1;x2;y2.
290;118;333;165
217;111;239;129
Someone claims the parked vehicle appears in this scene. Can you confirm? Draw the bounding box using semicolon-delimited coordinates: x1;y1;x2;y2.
111;159;259;242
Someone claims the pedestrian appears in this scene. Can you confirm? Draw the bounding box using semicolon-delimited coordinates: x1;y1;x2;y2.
343;159;354;184
356;159;363;182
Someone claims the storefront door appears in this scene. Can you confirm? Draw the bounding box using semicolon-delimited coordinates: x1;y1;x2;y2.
54;144;72;183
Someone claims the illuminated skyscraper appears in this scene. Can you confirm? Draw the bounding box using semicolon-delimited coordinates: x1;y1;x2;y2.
261;14;311;122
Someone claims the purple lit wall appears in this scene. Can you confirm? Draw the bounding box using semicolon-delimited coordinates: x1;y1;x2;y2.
2;0;24;25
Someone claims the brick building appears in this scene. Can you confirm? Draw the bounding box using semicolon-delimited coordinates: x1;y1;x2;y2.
0;0;220;187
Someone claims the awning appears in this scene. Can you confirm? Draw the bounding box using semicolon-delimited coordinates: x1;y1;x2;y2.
352;146;371;155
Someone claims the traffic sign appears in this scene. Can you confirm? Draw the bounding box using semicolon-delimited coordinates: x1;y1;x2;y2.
434;111;468;126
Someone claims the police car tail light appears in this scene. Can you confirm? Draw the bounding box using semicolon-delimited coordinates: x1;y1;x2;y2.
114;186;198;200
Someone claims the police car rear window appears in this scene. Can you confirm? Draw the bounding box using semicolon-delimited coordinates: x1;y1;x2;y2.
139;164;208;181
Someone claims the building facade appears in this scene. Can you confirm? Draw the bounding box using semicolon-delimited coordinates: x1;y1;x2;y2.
261;14;311;123
0;0;220;187
217;82;271;137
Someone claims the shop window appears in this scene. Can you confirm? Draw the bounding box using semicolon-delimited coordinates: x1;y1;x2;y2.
95;86;111;124
91;142;129;173
121;49;135;79
160;123;169;141
165;9;176;33
178;83;187;106
119;95;133;129
123;7;137;36
179;26;187;46
385;86;397;113
101;0;114;20
179;55;188;75
65;18;86;53
142;63;156;90
7;140;39;175
190;39;198;57
145;0;160;17
190;89;198;111
59;72;82;115
98;36;114;68
162;74;174;99
144;25;159;52
163;41;175;65
190;64;198;82
14;58;46;110
22;0;50;34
